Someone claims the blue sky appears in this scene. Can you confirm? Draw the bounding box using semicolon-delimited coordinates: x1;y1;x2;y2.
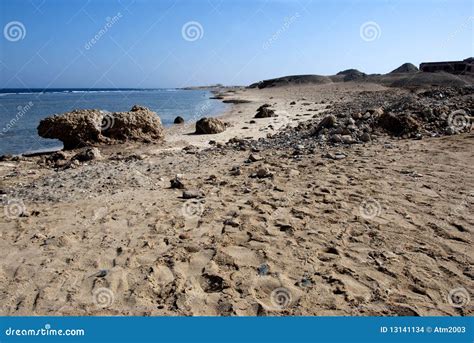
0;0;472;88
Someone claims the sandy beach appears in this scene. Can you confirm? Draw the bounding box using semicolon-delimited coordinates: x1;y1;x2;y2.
0;80;472;316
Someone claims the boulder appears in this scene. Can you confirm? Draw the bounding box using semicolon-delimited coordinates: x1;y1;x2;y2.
37;109;103;149
38;106;164;149
254;104;276;118
378;112;420;136
102;107;164;142
174;116;185;124
312;115;336;134
195;117;226;134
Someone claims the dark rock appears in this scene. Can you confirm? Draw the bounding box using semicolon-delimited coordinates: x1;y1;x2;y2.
255;104;276;118
378;112;420;136
170;176;185;189
360;132;371;142
174;116;184;124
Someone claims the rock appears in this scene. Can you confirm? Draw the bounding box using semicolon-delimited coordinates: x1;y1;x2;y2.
257;264;270;276
195;117;226;134
360;132;371;142
312;115;336;134
325;152;347;160
230;166;241;176
224;218;240;227
345;118;355;126
182;190;204;199
103;106;164;142
248;154;263;162
174;116;184;124
290;101;296;105
72;147;102;162
37;106;164;149
37;109;103;149
254;105;276;118
378;112;420;136
368;107;384;117
46;151;68;165
341;135;356;144
256;167;272;178
170;176;185;189
329;134;343;143
130;104;148;112
334;153;346;160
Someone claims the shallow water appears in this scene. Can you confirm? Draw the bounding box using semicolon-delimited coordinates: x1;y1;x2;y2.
0;89;227;155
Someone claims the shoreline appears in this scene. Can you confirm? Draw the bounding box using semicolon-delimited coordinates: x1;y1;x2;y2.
1;81;472;316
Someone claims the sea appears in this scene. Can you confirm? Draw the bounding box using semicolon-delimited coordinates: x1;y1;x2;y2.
0;88;227;155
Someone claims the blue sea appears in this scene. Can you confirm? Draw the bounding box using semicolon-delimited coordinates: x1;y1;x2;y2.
0;88;227;155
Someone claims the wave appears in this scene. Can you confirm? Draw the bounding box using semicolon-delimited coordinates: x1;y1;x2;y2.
0;88;178;95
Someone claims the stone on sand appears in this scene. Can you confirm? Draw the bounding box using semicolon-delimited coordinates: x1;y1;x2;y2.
195;117;226;134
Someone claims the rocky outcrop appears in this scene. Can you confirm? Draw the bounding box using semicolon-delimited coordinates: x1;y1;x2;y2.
195;117;226;134
37;106;164;149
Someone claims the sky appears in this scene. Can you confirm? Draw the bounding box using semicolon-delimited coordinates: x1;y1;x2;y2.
0;0;472;88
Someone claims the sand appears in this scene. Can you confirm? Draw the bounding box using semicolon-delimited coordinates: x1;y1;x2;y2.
0;82;472;316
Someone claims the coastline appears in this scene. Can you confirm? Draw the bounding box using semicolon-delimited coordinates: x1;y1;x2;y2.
0;81;472;316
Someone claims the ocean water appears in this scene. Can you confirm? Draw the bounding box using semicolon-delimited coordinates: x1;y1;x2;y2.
0;89;227;155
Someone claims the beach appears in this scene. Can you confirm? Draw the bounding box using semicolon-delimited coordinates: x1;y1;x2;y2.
0;80;472;316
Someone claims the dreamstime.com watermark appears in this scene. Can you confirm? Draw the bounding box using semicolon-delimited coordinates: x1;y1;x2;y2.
359;198;382;219
442;16;473;48
270;287;293;310
263;12;300;50
3;197;27;219
447;109;472;132
181;21;204;41
93;287;115;308
450;190;473;216
84;12;123;50
447;287;471;308
181;199;204;219
3;21;26;42
359;21;381;42
4;323;85;337
0;101;34;136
